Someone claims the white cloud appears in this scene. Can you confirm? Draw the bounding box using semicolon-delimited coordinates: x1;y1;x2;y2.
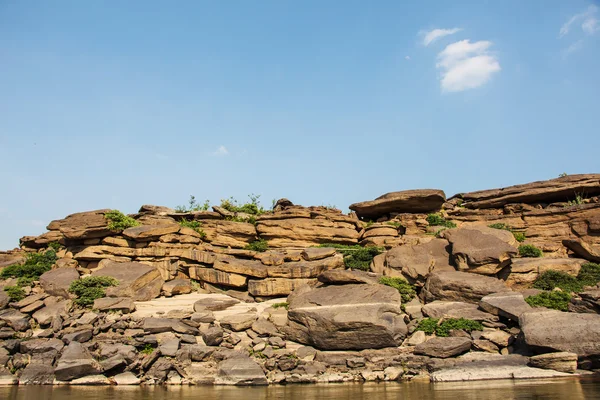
213;145;229;156
436;40;501;92
560;5;599;37
405;55;411;60
421;28;462;46
563;39;584;57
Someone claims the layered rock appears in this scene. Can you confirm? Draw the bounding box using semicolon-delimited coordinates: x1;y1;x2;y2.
349;189;446;220
421;271;511;304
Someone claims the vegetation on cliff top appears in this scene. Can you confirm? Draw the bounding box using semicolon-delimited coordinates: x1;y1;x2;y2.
178;219;207;239
69;276;119;307
175;195;211;213
318;243;382;271
105;210;140;231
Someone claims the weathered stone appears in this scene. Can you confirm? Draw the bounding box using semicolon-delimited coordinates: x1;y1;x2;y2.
162;279;192;296
91;261;164;301
220;313;258;332
0;310;29;332
257;218;359;248
213;258;268;278
248;278;316;297
190;267;247;288
62;329;93;344
113;371;141;385
528;352;578;373
317;269;378;284
570;289;600;314
414;337;471;358
54;342;102;381
481;330;512;347
503;258;587;287
52;209;112;240
0;290;9;310
200;220;257;248
251;318;279;337
201;327;223;346
193;297;239;312
267;254;344;278
100;355;127;372
349;189;446;220
93;297;135;313
20;338;64;354
215;356;268;385
39;268;79;299
422;271;510;304
422;301;496;321
70;374;111;385
563;239;600;263
405;330;427;346
441;227;517;275
285;284;407;350
472;339;499;353
520;310;600;358
122;224;180;241
19;364;55;385
384;238;454;285
459;174;600;209
301;247;336;261
479;292;532;322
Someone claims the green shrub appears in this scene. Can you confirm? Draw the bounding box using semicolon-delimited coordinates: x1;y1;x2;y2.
426;214;456;229
175;195;210;213
220;194;265;216
140;344;155;355
518;244;542;258
47;242;61;251
488;223;510;230
272;302;289;310
576;263;600;287
104;210;139;231
3;286;25;302
416;318;483;337
245;239;269;252
386;221;404;228
16;277;34;287
513;232;526;242
318;244;383;271
525;291;571;311
0;250;57;280
69;276;118;307
178;220;206;238
379;277;416;303
533;270;582;293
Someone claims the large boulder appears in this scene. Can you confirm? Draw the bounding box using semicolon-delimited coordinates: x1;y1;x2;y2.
520;310;600;359
215;356;268;385
256;217;359;248
414;337;471;358
479;292;532;322
284;284;407;350
54;342;102;381
49;209;112;240
563;239;600;263
422;271;510;304
39;268;79;298
502;258;587;288
441;227;517;275
570;289;600;314
384;238;454;285
349;189;446;220
422;301;496;321
91;261;164;301
459;174;600;209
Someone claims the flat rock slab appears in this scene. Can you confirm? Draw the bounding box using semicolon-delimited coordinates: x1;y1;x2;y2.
317;269;379;285
479;292;532;322
285;284;407;350
414;337;472;358
215;357;268;385
422;271;511;304
219;313;258;332
563;239;600;263
529;352;578;373
520;310;600;358
431;365;571;381
51;209;112;240
422;301;496;321
122;224;180;241
91;261;164;301
39;268;80;298
93;297;136;313
349;189;446;220
459;174;600;209
54;342;102;381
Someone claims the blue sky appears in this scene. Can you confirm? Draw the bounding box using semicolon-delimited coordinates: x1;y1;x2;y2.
1;1;599;249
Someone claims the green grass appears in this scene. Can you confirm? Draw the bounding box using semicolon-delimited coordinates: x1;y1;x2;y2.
379;276;416;303
140;344;155;355
512;232;526;242
416;318;483;337
318;243;383;271
525;291;571;311
69;276;118;307
533;270;582;292
104;210;140;231
272;302;289;310
47;242;61;251
0;249;57;280
3;286;25;302
518;244;543;258
178;219;206;238
426;214;457;229
576;263;600;287
244;239;269;252
386;221;405;228
175;195;210;213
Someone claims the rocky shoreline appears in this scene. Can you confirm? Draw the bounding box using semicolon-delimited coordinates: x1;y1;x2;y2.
1;174;600;386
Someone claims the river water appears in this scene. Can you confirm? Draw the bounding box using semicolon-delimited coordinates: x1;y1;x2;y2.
2;378;600;400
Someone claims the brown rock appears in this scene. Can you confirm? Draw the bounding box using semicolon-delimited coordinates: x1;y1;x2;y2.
501;257;587;288
91;261;164;301
39;268;79;299
301;247;336;261
479;292;532;321
266;254;344;278
189;267;247;288
528;352;578;373
162;279;192;296
256;218;359;248
51;209;113;240
349;189;446;220
93;297;135;313
422;271;511;304
213;258;268;278
248;278;316;297
414;337;471;358
122;224;181;241
318;269;379;285
384;238;454;285
563;239;600;263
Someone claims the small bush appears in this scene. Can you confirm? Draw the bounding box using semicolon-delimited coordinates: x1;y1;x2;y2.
386;221;404;228
245;239;269;252
518;244;543;258
3;286;25;302
513;232;526;242
416;318;483;337
576;263;600;287
175;195;210;213
220;194;266;216
0;250;57;280
488;223;526;242
104;210;139;231
426;214;456;229
525;291;571;311
488;223;510;230
272;302;289;310
47;242;61;251
533;270;582;293
318;244;383;271
69;276;118;307
178;220;206;238
16;277;34;287
140;344;155;355
379;277;416;303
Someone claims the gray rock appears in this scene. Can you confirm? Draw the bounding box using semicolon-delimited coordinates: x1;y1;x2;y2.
422;301;497;321
113;371;141;385
479;292;532;322
143;318;175;334
251;318;279;337
62;329;93;344
39;267;79;299
54;342;102;381
159;339;180;357
0;291;10;310
414;337;472;358
20;338;64;354
19;364;55;385
191;311;215;323
569;289;600;314
100;355;127;372
220;313;257;332
285;284;406;350
32;300;71;326
201;327;223;346
0;309;30;332
215;356;268;385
